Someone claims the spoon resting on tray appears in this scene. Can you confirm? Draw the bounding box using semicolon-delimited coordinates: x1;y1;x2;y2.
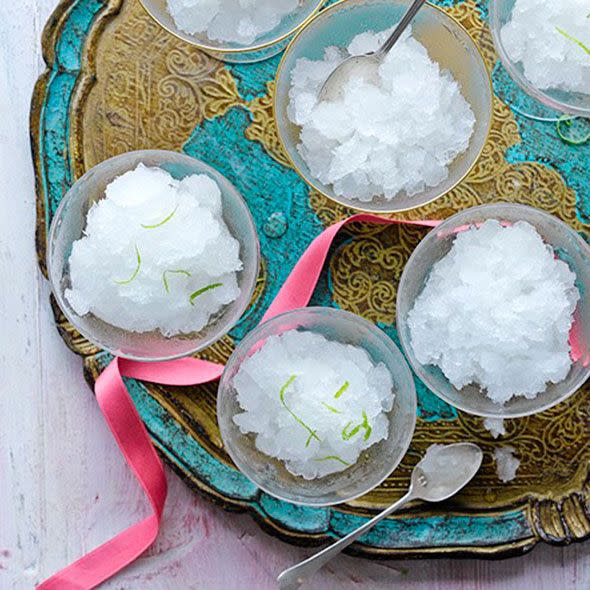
277;442;484;590
318;0;429;102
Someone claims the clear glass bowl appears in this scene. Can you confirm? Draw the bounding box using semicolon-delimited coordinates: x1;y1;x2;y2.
489;0;590;117
217;307;417;506
47;150;260;362
274;0;493;213
396;203;590;419
139;0;325;63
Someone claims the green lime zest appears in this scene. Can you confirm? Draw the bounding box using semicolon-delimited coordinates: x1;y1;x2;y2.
279;375;321;445
305;430;319;448
314;455;350;467
342;410;372;442
141;204;179;229
162;269;192;293
341;421;362;441
555;26;590;56
114;244;141;285
361;410;372;441
189;282;223;305
556;116;590;145
321;402;343;414
333;381;350;399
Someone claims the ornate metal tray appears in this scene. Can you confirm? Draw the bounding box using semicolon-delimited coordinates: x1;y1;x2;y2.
31;0;590;558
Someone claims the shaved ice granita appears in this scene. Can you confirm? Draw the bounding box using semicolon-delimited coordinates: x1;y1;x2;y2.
65;163;243;337
500;0;590;95
231;329;395;479
407;220;580;404
166;0;299;45
287;27;476;203
494;446;520;483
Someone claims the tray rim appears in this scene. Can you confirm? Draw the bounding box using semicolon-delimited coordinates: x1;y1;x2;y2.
30;0;590;559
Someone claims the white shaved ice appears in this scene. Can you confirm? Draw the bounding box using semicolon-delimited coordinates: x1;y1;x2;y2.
287;28;475;202
494;446;520;483
483;417;506;439
166;0;299;45
501;0;590;94
408;220;579;404
232;329;395;479
65;164;242;337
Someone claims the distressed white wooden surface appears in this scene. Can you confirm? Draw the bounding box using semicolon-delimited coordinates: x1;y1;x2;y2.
0;1;589;588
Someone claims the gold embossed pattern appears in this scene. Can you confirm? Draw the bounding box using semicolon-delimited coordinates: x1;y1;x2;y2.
78;0;243;176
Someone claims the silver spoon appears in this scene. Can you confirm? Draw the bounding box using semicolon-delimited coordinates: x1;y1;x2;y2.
318;0;428;102
277;443;483;590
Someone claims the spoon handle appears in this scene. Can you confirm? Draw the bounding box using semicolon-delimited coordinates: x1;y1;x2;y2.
377;0;429;56
277;491;415;590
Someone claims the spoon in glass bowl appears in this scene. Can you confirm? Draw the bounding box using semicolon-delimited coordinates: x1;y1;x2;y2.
277;442;483;590
318;0;428;102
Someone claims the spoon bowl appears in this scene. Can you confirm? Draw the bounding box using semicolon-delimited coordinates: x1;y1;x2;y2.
318;0;427;102
318;54;381;102
411;443;483;502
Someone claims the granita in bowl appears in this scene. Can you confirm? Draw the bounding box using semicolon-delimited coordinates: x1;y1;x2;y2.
139;0;324;63
274;0;492;212
397;204;590;419
217;308;417;506
48;150;259;361
490;0;590;116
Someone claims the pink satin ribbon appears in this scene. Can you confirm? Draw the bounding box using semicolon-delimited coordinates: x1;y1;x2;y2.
37;214;437;589
37;212;583;588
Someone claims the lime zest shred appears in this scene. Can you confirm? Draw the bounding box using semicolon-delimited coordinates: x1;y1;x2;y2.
342;410;372;442
556;115;590;145
314;455;350;467
141;204;179;229
162;269;192;293
321;402;343;414
555;26;590;56
279;375;321;445
114;244;141;285
342;421;362;441
305;431;318;448
189;282;223;305
361;410;372;441
333;381;350;399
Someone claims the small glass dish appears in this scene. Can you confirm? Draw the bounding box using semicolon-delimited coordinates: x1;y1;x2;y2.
489;0;590;117
396;203;590;419
138;0;325;63
47;150;260;362
217;307;417;506
274;0;493;213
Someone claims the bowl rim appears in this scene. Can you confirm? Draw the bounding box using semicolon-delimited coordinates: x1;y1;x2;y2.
137;0;326;56
273;0;494;214
489;0;590;118
396;202;590;419
47;149;261;363
217;306;418;507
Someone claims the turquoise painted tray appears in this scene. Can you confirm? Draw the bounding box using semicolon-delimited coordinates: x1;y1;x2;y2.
31;0;590;558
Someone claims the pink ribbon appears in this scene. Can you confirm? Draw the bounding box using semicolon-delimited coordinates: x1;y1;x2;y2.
37;214;437;589
40;211;585;587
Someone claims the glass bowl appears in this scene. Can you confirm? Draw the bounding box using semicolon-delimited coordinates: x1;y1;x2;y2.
489;0;590;117
139;0;325;63
47;150;260;362
217;307;417;506
274;0;493;213
396;203;590;419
